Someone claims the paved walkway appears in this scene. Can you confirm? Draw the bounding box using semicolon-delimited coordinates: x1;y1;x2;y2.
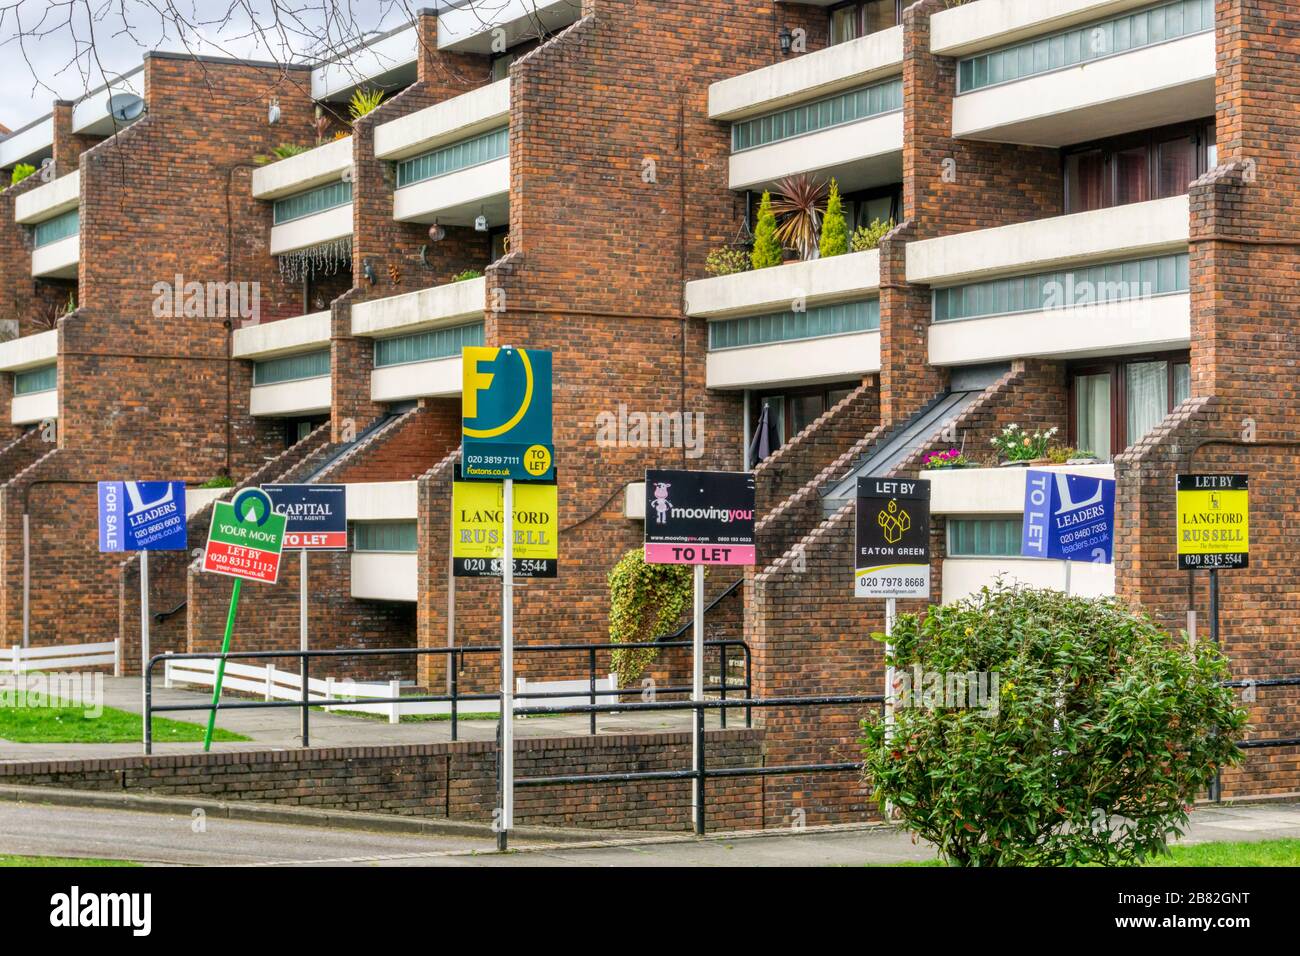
2;798;1296;867
0;677;742;762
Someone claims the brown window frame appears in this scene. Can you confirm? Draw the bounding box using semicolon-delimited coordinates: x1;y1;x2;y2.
828;0;904;45
1062;119;1216;214
1066;350;1191;458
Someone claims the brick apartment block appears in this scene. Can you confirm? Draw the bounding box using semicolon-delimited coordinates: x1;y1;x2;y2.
0;0;1296;824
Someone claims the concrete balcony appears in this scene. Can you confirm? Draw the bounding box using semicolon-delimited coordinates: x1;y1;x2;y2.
11;388;57;426
707;332;880;391
0;329;58;373
929;463;1116;603
374;80;509;162
907;196;1188;286
249;377;331;418
727;107;902;194
709;27;903;122
0;117;54;170
14;171;79;223
436;0;581;53
31;235;78;279
347;481;418;602
268;204;353;256
312;23;417;102
232;311;332;361
686;249;881;319
371;357;461;403
935;0;1215;146
251;138;352;200
391;155;508;228
351;277;485;337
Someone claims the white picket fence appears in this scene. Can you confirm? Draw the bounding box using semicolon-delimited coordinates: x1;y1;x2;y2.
164;657;617;724
7;640;121;677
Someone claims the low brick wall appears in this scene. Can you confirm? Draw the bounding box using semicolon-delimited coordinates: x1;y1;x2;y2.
0;729;767;833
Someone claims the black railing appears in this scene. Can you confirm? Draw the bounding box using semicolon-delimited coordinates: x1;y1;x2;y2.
143;638;751;754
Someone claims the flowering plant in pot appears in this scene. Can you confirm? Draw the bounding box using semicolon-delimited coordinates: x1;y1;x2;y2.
922;448;970;470
991;424;1057;465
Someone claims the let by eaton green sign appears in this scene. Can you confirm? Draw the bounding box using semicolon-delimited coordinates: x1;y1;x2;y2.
462;346;554;481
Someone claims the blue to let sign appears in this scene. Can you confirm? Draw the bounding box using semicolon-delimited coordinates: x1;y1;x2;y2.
98;481;188;552
262;483;348;550
1020;469;1115;564
461;346;554;481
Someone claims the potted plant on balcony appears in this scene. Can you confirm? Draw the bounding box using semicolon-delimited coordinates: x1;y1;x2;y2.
750;191;783;270
1046;445;1101;465
922;448;971;470
851;217;895;252
705;247;751;276
819;179;848;259
772;173;828;261
991;423;1057;466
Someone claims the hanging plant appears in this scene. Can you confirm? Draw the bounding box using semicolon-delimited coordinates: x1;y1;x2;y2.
277;237;353;284
607;548;696;687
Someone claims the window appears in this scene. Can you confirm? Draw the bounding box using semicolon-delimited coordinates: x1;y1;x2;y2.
749;382;857;459
844;185;901;233
1068;353;1191;459
373;322;484;367
14;363;57;395
1064;120;1215;213
252;349;331;385
353;522;417;553
283;416;327;449
396;127;508;188
709;300;879;351
947;518;1024;557
33;210;79;248
490;51;518;81
272;181;352;225
956;0;1215;93
829;1;902;44
731;77;902;152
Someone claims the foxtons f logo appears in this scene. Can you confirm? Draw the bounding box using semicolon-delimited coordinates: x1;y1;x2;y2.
877;499;910;545
462;348;535;439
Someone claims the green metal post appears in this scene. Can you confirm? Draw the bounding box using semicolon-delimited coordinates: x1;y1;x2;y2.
203;578;242;752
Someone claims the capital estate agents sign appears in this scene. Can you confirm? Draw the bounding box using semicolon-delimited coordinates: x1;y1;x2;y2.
452;479;558;578
202;489;287;584
855;477;930;599
644;469;755;565
1020;469;1116;563
262;483;347;550
1176;473;1249;570
97;481;187;552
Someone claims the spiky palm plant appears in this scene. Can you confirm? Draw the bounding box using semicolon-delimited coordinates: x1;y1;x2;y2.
771;174;829;261
348;87;385;122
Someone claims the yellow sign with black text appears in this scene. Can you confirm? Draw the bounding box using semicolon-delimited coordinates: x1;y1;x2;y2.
452;480;558;578
1176;474;1248;570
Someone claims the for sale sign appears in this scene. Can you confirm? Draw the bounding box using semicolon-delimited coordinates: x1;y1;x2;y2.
643;469;755;565
202;488;287;584
1176;474;1249;570
452;479;558;578
262;483;347;550
97;481;187;552
855;477;931;599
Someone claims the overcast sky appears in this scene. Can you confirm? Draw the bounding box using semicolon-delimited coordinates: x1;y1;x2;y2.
0;0;424;130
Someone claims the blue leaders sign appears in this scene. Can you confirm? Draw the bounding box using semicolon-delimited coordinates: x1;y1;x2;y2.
462;346;554;481
97;481;187;552
262;483;348;550
1020;469;1116;563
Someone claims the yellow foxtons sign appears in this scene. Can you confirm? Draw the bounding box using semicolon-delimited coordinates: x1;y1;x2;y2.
1176;473;1248;570
452;480;557;578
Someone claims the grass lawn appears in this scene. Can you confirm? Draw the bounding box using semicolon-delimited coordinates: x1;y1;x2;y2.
880;839;1300;867
0;855;139;867
0;700;249;744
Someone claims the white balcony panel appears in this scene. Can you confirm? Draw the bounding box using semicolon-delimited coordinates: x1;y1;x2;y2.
233;311;332;360
31;235;78;279
374;81;510;161
11;389;57;426
708;331;879;391
251;138;352;200
942;557;1114;604
932;0;1174;56
346;481;418;521
391;156;509;226
437;0;581;53
0;118;54;169
186;487;229;519
729;110;902;193
709;28;902;121
351;278;485;337
268;204;353;255
71;67;145;135
686;249;880;319
14;171;79;224
624;482;646;520
312;24;417;101
0;330;58;373
906;196;1188;286
930;464;1115;514
951;33;1215;146
249;377;330;417
371;357;461;402
929;293;1190;366
351;552;417;602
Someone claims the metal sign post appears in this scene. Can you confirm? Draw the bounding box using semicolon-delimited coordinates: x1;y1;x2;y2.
499;478;515;850
643;469;757;834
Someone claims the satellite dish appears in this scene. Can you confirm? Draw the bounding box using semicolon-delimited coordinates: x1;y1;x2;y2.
106;93;145;123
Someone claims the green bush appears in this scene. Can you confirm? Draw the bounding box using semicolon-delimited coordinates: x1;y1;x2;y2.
254;143;310;165
452;268;484;282
10;163;36;186
861;584;1247;867
607;548;695;686
705;247;751;277
199;476;235;489
750;191;783;270
850;217;894;252
819;179;848;258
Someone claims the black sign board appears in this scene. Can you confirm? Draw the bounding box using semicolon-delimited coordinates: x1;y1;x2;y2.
644;470;756;566
855;477;931;598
